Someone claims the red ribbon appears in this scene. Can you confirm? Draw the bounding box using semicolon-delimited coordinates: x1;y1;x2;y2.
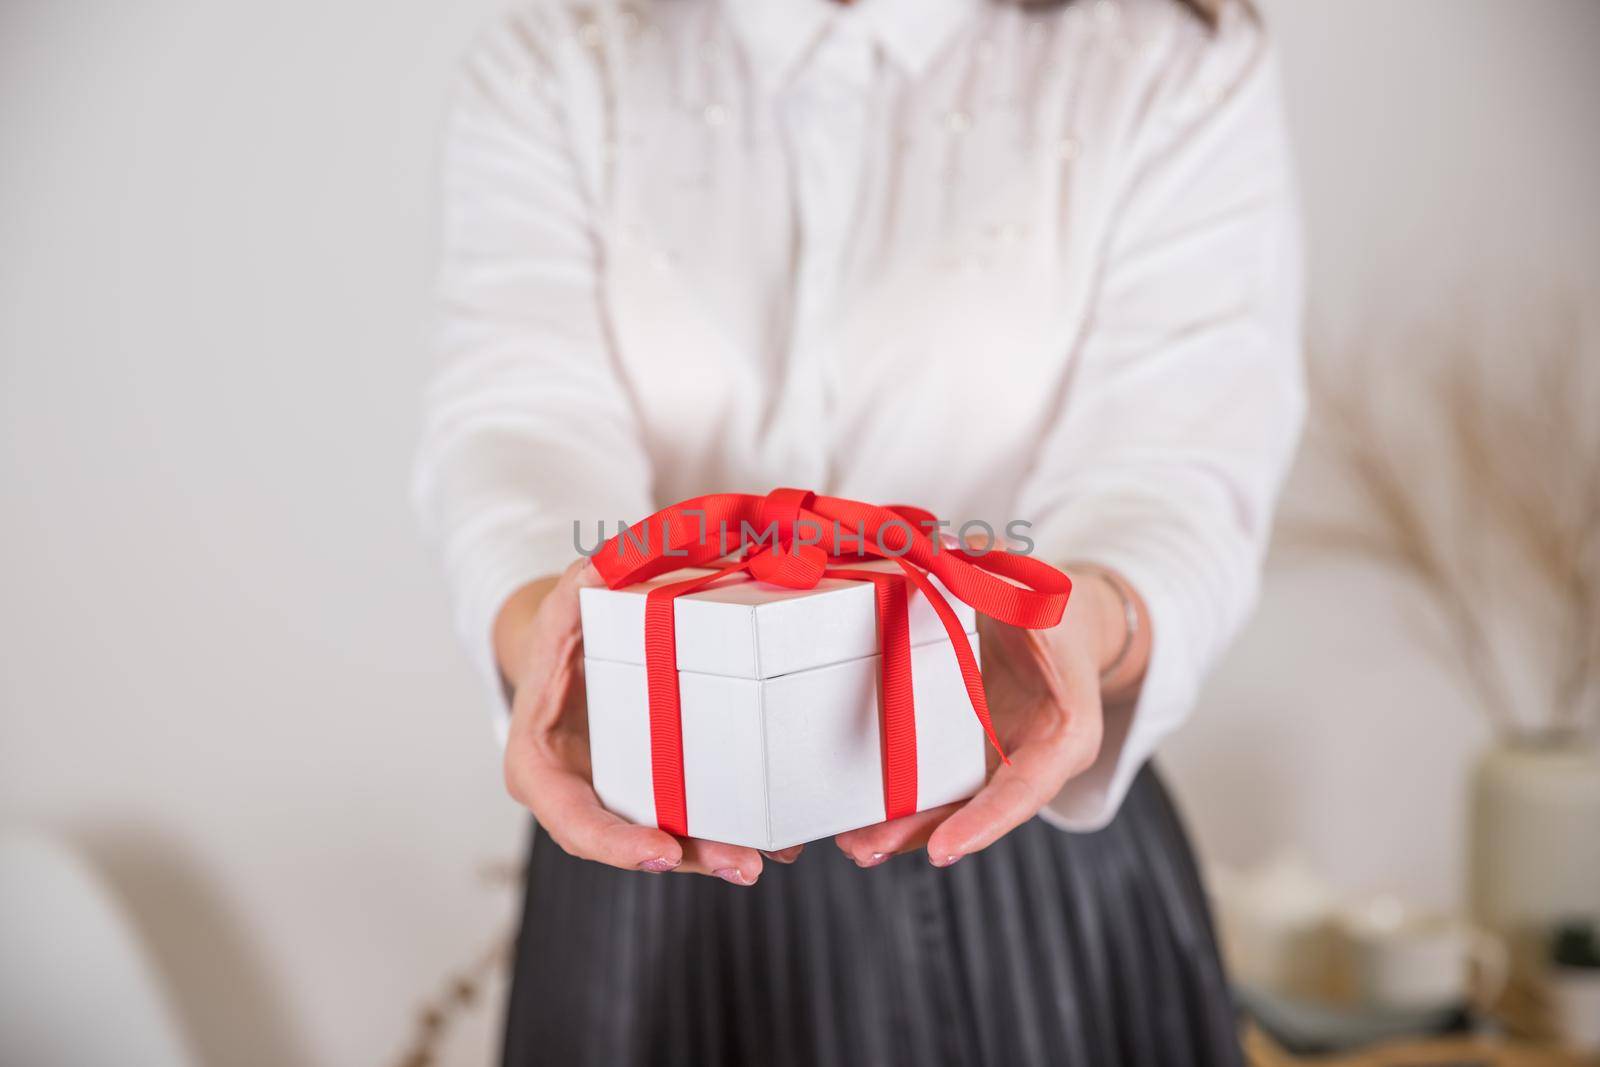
591;489;1073;838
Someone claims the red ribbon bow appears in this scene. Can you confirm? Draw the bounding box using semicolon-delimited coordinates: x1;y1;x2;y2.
591;490;1073;837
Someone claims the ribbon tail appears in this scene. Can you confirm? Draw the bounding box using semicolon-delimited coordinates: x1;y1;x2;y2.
892;560;1009;766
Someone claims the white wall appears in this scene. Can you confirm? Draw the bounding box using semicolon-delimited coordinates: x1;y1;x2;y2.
1163;0;1600;911
2;2;1597;1065
0;2;517;1064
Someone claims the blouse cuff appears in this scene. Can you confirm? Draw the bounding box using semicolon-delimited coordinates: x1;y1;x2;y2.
443;513;581;747
1029;524;1208;832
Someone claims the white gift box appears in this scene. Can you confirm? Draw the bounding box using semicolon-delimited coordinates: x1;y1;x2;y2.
579;563;986;850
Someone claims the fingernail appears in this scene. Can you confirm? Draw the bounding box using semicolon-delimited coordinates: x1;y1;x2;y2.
855;852;890;869
638;857;679;873
762;849;798;864
931;853;962;868
713;866;750;885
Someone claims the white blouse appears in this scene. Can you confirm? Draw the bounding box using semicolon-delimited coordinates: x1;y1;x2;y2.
414;0;1304;830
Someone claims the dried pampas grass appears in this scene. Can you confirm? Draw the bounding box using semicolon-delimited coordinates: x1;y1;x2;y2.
1287;315;1599;740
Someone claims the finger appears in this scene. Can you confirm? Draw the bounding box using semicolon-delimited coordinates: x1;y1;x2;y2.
926;725;1097;866
538;557;606;632
833;801;961;867
569;556;606;588
925;759;1049;867
678;837;765;886
517;754;684;873
761;845;805;865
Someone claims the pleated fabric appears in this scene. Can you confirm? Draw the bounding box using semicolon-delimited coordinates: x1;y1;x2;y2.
502;767;1242;1067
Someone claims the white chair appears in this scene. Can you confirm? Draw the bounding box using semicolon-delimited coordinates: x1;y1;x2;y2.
0;831;197;1067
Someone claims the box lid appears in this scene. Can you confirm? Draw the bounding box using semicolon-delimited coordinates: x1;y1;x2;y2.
579;560;978;680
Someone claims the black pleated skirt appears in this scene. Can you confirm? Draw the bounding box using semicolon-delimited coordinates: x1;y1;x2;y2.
502;766;1242;1067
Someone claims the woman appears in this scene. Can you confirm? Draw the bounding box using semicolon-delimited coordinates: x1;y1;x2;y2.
415;0;1302;1062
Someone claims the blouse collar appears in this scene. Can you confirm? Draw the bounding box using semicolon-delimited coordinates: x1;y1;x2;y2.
723;0;983;91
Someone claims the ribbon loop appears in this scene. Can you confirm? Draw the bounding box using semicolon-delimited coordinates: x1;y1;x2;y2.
757;487;816;547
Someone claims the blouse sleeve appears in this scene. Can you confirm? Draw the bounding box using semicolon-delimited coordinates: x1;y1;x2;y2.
412;13;653;736
1017;5;1306;830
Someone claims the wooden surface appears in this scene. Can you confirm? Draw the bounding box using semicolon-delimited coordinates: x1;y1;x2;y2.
1244;1023;1597;1067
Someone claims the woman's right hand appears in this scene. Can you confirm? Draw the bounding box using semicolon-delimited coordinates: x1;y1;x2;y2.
495;559;789;884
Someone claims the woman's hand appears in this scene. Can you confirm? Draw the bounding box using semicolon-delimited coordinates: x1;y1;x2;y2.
834;566;1146;868
496;559;796;885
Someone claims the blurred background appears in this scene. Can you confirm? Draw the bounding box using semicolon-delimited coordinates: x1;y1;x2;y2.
2;1;1597;1064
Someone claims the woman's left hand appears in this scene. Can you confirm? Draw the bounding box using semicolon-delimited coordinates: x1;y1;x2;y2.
833;567;1125;868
